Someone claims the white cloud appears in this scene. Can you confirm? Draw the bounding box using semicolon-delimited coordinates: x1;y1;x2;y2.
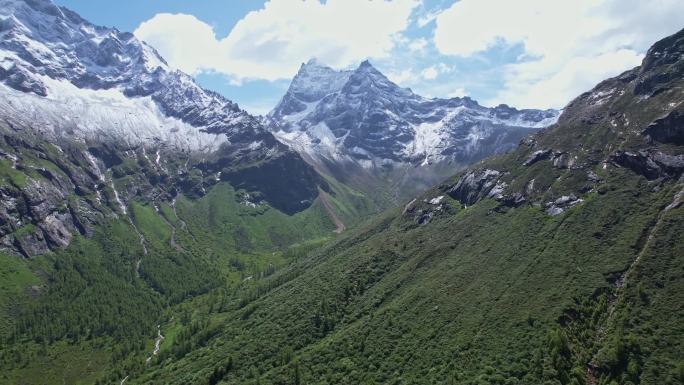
408;38;428;52
421;66;439;80
419;63;453;80
447;87;467;98
433;0;684;108
492;49;642;108
386;68;416;85
135;0;419;82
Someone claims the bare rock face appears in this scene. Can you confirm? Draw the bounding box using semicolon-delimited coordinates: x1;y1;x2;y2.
39;212;73;248
14;228;50;257
610;150;684;180
523;149;552;166
401;195;451;226
644;109;684;145
0;64;48;96
545;195;584;216
634;28;684;97
447;169;502;206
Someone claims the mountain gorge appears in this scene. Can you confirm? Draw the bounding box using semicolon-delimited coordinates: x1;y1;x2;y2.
137;28;684;385
0;1;376;381
266;59;559;200
0;1;682;385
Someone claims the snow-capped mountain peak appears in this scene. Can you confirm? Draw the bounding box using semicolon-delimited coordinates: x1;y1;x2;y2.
266;58;560;194
0;0;281;158
269;58;353;122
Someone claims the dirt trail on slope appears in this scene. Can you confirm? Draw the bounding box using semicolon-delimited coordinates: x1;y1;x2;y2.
318;187;345;234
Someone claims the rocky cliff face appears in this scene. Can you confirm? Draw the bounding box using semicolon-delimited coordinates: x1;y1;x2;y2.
266;59;559;200
0;0;327;257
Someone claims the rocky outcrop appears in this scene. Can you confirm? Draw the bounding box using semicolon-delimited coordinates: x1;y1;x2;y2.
0;64;48;96
552;152;575;169
545;195;584;216
500;192;527;208
522;149;577;169
634;28;684;97
0;142;105;257
446;169;503;206
523;149;552;166
445;168;532;209
402;194;449;225
643;109;684;145
610;150;684;180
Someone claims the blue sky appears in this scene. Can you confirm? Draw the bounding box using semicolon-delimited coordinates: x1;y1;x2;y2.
55;0;684;115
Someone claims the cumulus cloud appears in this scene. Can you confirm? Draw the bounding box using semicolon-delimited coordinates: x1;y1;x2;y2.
386;68;416;84
433;0;684;108
447;87;467;98
421;66;439;80
135;0;419;82
419;63;453;81
408;38;429;52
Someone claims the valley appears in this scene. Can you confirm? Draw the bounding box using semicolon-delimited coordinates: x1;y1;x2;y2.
0;1;682;385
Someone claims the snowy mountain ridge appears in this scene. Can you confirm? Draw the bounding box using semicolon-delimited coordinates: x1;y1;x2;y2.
0;0;280;158
267;59;560;177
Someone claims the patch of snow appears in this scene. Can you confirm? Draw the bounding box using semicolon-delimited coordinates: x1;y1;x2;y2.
429;195;444;205
0;77;228;152
588;88;616;106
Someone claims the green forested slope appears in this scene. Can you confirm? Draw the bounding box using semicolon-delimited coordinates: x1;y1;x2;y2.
0;168;375;384
126;29;684;385
1;23;683;385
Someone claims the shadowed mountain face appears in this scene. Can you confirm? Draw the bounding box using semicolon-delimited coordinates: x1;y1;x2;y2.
266;58;560;201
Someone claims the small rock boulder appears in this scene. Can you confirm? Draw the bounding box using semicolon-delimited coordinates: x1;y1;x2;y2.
523;149;552;166
545;194;584;216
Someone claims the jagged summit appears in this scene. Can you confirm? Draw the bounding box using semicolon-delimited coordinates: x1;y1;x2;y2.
266;57;559;198
270;58;354;120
